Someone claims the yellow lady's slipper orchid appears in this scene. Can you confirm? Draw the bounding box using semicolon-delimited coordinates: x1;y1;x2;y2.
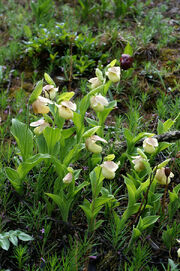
155;167;174;185
90;94;109;112
106;67;120;83
85;135;107;154
101;161;118;179
30;119;50;135
143;137;158;154
132;155;146;172
63;173;73;184
43;85;58;100
58;101;76;120
88;77;102;89
32;96;52;114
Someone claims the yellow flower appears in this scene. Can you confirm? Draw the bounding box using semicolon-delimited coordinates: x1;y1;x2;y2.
143;137;158;154
30;119;50;135
155;167;174;185
32;96;52;114
88;77;102;89
85;135;107;154
101;161;118;179
106;67;120;83
90;94;109;112
43;85;58;100
132;155;146;172
58;101;76;120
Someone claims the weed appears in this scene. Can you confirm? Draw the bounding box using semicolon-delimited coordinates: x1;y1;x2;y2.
113;0;137;18
30;0;55;26
13;245;29;270
127;241;152;270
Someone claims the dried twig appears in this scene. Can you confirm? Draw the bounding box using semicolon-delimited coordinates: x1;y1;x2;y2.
6;68;15;94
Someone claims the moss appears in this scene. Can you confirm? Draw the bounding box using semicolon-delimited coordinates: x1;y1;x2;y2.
160;48;179;62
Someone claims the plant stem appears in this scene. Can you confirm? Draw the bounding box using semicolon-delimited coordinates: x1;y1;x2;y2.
162;176;168;214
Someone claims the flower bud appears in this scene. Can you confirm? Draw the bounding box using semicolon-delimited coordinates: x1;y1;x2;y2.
101;161;118;179
58;101;76;120
143;137;158;154
132;156;146;172
155;167;174;185
43;85;58;100
120;54;133;70
32;96;52;114
63;172;73;184
90;94;109;112
95;68;104;81
106;67;120;83
85;135;107;154
30;119;50;135
88;77;102;89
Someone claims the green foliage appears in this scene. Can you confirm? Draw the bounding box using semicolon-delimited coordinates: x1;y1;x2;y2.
138;7;176;47
46;178;88;222
23;25;32;39
0;230;33;251
75;55;95;75
157;114;180;134
77;0;97;21
162;222;180;250
5;153;51;194
124;42;133;56
44;73;55;86
127;242;152;271
11;119;34;161
80;166;115;232
136;215;159;232
29;80;43;104
13;245;29;270
30;0;55;26
104;211;127;250
43;127;61;154
168;184;180;219
113;0;136;18
162;259;179;271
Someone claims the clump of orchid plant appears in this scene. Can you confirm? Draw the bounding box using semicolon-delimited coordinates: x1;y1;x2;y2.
21;60;120;224
5;54;178;246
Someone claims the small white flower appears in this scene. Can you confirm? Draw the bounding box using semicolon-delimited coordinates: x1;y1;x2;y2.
30;119;50;135
32;96;52;114
88;77;102;89
143;137;158;154
155;167;174;185
177;248;180;258
101;161;118;179
106;67;120;83
63;173;73;184
43;85;58;100
90;94;109;112
85;135;107;154
132;155;146;172
58;101;76;120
